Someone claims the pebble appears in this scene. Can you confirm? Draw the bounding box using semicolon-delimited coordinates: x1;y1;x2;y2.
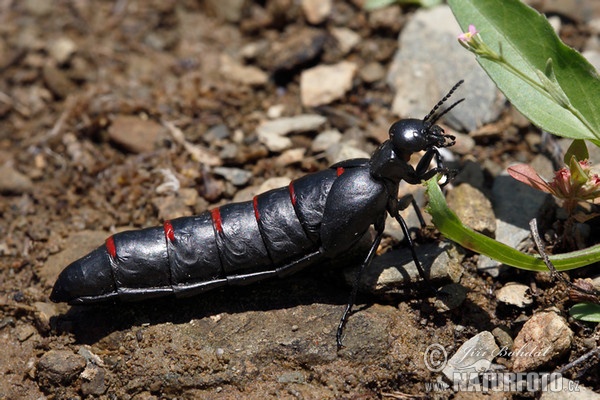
511;310;573;372
496;282;533;308
46;37;77;64
80;365;106;396
300;61;358;107
330;27;361;55
359;61;386;84
204;0;247;22
37;349;86;386
42;64;77;99
311;129;342;152
277;371;305;384
446;183;496;237
325;142;370;165
387;5;502;131
258;177;292;193
442;331;499;381
492;325;514;351
434;283;468;312
108;115;167;154
301;0;332;25
219;54;268;86
257;114;327;152
0;164;33;194
275;148;306;166
355;241;464;294
261;28;327;73
213;166;253;186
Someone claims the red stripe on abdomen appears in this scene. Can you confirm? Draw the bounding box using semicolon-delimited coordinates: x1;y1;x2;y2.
253;196;260;221
288;181;297;206
105;236;117;258
211;208;223;233
336;166;345;176
163;220;175;242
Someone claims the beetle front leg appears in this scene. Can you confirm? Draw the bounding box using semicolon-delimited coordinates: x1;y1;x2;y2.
415;148;457;186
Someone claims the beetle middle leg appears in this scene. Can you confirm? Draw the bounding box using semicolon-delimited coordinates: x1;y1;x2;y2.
336;215;386;348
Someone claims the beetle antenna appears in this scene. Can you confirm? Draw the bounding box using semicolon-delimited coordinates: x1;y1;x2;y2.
423;80;465;125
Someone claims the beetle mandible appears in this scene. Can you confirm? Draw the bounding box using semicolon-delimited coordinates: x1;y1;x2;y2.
51;80;464;348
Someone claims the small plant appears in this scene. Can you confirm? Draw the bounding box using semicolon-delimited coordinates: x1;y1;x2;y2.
428;0;600;321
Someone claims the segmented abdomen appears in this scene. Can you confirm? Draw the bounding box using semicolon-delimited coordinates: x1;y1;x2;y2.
51;168;343;304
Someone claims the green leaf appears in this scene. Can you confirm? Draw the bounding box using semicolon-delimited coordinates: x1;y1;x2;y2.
425;177;600;271
564;139;589;164
570;303;600;323
448;0;600;145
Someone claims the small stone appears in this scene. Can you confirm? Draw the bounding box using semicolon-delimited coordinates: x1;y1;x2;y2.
446;183;496;237
301;0;332;24
37;350;86;386
359;62;385;84
42;65;77;99
442;331;499;380
257;114;327;152
204;0;247;22
300;61;357;107
434;283;467;312
213;167;253;186
16;324;37;342
258;177;291;193
275;148;306;166
0;164;33;194
325;143;370;165
108;115;167;154
80;365;106;396
219;54;268;86
512;311;573;372
311;129;342;152
47;37;77;64
151;195;192;221
496;282;533;308
277;371;305;384
330;27;361;55
356;241;464;294
492;326;514;352
261;28;327;73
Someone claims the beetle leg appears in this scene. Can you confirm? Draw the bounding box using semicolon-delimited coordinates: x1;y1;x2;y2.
336;215;385;349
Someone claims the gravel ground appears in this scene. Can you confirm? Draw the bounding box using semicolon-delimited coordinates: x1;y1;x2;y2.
1;1;600;398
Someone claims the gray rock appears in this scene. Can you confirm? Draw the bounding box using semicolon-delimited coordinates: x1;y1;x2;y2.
387;5;503;131
311;129;342;153
37;350;86;386
213;166;253;186
496;282;533;308
354;241;465;294
325;142;370;165
257;114;327;152
434;283;468;312
442;331;499;381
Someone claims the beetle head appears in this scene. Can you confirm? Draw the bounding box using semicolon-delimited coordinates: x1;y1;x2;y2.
389;80;464;156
